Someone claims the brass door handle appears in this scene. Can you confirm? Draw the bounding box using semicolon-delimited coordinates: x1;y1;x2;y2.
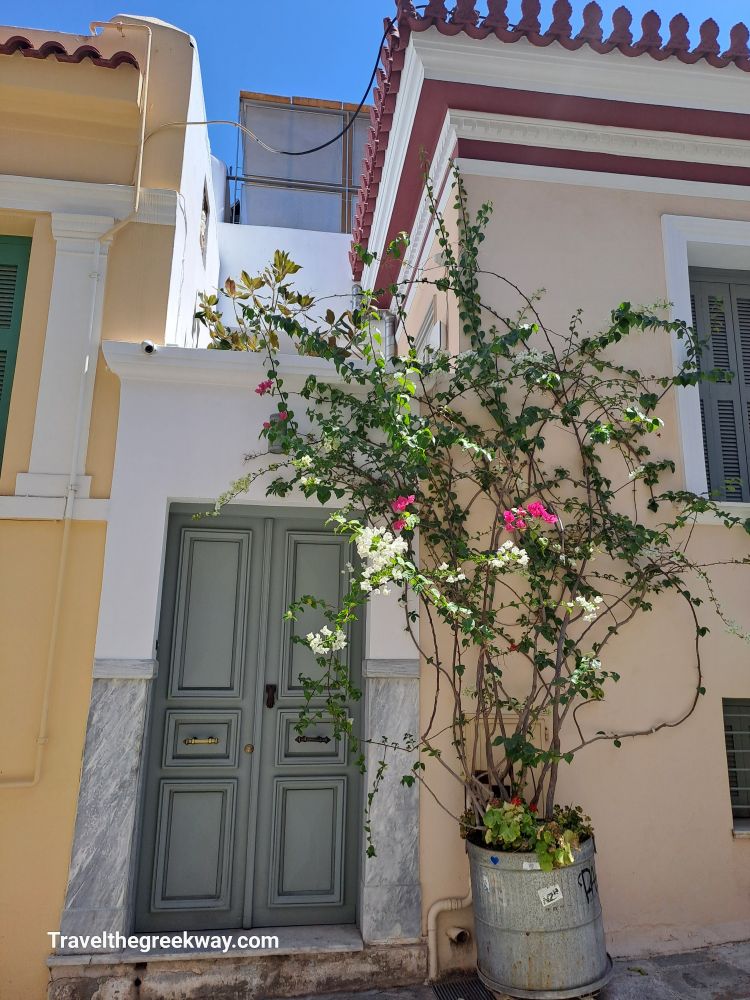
183;737;220;745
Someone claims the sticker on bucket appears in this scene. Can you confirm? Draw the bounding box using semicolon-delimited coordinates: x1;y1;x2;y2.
538;884;563;907
481;874;491;893
522;861;541;870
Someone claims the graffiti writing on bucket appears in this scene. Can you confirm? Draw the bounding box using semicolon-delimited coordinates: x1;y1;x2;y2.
578;866;599;904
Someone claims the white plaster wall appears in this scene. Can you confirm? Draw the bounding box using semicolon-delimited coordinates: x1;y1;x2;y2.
97;344;414;667
211;155;227;223
164;40;220;348
217;223;354;333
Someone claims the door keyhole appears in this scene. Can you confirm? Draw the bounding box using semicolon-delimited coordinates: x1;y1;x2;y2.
265;683;277;709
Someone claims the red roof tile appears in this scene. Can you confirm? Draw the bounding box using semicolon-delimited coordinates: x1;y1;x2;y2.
351;1;750;278
0;34;139;70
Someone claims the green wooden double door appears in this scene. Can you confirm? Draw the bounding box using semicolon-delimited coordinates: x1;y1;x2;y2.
135;508;362;932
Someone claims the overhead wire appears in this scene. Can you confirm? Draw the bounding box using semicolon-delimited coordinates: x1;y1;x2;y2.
145;16;397;157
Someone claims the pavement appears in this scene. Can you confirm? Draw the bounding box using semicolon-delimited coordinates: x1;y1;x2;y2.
291;940;750;1000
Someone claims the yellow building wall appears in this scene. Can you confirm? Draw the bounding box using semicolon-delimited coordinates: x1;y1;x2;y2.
414;174;750;971
0;19;200;999
0;521;106;1000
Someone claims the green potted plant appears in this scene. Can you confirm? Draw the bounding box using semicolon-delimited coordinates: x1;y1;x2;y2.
198;171;749;998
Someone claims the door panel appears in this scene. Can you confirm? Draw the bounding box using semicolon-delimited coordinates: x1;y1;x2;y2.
136;515;266;931
281;532;350;696
169;529;251;697
249;518;361;928
275;710;347;765
152;781;236;911
163;711;242;768
136;509;362;932
268;777;346;906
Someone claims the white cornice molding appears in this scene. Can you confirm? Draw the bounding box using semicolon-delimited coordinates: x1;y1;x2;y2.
51;213;116;244
412;30;750;114
0;175;177;226
399;107;750;302
362;42;425;287
457;158;750;202
696;504;750;525
398;112;456;294
0;497;109;521
451;110;750;169
103;342;356;389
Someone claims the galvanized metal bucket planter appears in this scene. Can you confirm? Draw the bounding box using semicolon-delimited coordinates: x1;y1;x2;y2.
467;837;613;999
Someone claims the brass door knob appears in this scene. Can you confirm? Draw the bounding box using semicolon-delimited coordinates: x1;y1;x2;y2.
244;743;255;754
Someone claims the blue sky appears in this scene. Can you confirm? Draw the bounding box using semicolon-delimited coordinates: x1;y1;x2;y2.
3;1;749;168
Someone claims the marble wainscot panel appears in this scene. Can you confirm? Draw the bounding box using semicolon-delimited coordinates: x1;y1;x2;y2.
58;660;156;950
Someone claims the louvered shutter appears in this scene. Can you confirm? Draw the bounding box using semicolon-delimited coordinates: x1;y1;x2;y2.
729;285;750;498
692;281;749;501
0;237;31;471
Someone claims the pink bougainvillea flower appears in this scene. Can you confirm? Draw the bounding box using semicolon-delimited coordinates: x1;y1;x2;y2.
262;421;271;430
511;796;523;806
255;379;273;396
390;494;416;514
526;500;557;524
278;411;288;421
505;503;556;529
503;507;528;531
392;518;407;532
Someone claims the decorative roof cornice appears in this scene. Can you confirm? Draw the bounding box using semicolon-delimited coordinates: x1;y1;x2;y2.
0;34;139;70
351;1;750;278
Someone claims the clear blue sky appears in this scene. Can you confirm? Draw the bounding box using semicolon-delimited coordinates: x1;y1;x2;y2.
3;1;749;169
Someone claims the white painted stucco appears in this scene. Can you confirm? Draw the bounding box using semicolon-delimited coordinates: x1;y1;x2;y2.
97;342;412;666
163;35;220;348
216;222;354;338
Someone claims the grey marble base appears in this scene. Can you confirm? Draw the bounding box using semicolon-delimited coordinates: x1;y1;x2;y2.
59;670;154;952
359;674;421;943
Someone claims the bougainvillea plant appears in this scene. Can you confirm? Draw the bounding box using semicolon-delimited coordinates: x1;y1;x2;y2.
197;169;750;863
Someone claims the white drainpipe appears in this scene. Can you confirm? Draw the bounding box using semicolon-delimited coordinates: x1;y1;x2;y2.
426;888;473;982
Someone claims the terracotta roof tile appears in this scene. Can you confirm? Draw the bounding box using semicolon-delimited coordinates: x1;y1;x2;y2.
0;34;139;70
351;1;750;278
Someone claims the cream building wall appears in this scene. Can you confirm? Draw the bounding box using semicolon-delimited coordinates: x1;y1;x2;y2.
408;172;750;973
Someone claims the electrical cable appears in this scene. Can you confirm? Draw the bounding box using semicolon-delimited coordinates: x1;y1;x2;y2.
145;16;397;157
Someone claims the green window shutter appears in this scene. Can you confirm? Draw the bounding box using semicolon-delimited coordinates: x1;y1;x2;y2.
723;699;750;821
0;236;31;470
692;280;750;502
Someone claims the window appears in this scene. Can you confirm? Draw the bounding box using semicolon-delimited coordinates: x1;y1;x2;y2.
235;93;370;233
690;270;750;502
0;236;31;470
413;298;442;358
723;699;750;826
199;182;210;263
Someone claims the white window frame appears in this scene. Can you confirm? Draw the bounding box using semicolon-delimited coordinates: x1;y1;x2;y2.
662;214;750;514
